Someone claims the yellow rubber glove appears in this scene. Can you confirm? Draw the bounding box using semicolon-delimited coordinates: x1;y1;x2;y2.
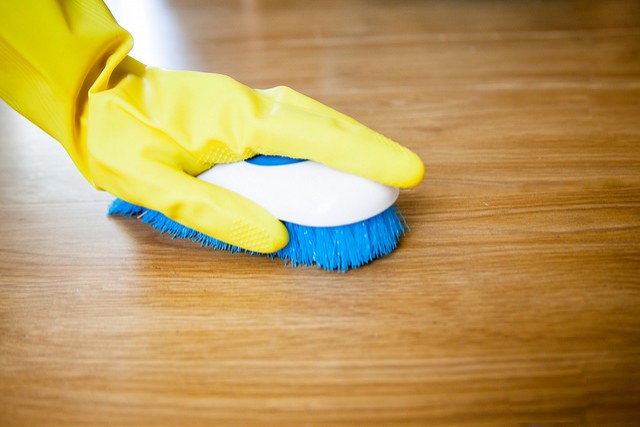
0;0;424;253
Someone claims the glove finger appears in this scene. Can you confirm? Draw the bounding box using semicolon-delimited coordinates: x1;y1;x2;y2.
252;86;425;189
119;71;423;188
116;161;289;253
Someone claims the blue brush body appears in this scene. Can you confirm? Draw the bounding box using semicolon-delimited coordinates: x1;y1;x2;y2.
108;199;407;272
108;155;409;271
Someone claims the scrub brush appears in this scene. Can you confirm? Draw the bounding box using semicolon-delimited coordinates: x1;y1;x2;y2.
108;155;409;271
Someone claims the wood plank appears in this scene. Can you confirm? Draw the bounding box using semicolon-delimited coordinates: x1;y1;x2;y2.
1;0;639;425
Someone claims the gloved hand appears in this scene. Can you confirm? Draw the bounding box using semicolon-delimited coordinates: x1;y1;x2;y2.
0;0;424;253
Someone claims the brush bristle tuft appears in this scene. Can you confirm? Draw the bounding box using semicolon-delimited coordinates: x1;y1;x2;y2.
108;199;407;271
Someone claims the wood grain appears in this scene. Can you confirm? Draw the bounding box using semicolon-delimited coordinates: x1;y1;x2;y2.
1;0;639;425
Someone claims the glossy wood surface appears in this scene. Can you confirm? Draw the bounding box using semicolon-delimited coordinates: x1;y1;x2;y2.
1;1;640;425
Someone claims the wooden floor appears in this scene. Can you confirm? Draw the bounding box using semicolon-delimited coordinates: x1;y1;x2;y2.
2;0;640;425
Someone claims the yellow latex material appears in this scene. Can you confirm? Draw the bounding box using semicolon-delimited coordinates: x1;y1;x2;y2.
0;0;425;253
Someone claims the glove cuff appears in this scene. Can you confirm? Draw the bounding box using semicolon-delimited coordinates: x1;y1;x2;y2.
0;0;133;167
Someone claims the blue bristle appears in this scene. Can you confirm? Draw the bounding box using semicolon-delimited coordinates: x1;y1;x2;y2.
107;198;145;217
108;199;407;271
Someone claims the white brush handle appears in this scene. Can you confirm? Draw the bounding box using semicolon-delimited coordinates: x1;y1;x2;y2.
197;159;399;227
